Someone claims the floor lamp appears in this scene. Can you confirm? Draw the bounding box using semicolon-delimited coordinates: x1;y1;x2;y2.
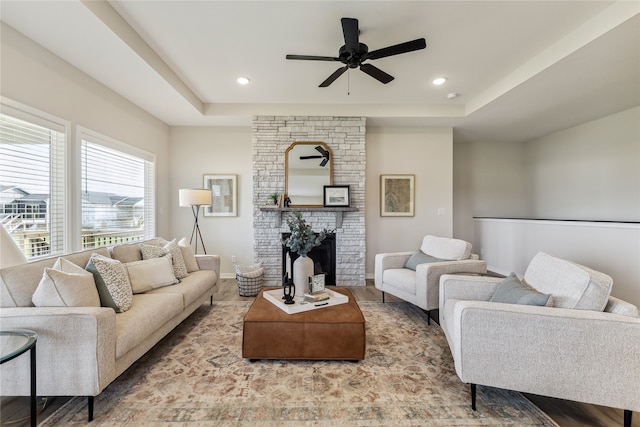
179;188;212;254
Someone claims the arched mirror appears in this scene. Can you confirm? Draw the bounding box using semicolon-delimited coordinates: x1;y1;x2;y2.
285;141;332;207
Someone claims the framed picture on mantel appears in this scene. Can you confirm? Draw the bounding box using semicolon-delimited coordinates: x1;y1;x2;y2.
380;174;414;217
323;185;350;207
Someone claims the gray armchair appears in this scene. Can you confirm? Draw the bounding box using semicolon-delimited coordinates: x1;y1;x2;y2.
374;235;486;323
439;252;640;427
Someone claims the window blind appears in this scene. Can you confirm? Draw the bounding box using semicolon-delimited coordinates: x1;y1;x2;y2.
80;135;155;248
0;112;66;258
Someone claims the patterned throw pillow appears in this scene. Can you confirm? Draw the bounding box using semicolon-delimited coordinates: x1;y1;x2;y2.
141;239;189;280
32;258;100;307
86;253;133;313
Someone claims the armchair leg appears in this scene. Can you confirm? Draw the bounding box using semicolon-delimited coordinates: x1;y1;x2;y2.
88;396;94;421
382;291;385;303
624;410;632;427
470;384;477;411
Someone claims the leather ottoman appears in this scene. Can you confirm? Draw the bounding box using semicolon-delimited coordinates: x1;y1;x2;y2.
242;288;366;360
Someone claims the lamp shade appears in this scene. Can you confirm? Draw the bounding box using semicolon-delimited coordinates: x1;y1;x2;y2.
179;188;212;207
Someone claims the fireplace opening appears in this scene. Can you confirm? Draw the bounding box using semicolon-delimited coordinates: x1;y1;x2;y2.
282;233;336;286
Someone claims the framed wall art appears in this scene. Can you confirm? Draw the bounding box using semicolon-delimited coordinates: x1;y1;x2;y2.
203;174;237;217
323;185;350;207
380;174;415;217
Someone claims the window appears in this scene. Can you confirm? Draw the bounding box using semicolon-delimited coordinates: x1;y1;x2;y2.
79;128;155;248
0;104;66;259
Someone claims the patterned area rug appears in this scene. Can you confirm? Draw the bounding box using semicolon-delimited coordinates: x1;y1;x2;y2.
40;301;558;426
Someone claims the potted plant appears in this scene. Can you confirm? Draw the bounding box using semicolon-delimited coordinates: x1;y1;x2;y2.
269;192;280;205
283;211;333;288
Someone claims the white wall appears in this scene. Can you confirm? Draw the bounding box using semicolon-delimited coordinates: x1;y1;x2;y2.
365;127;453;276
453;140;529;244
169;127;253;277
0;23;172;238
456;107;640;307
526;106;640;221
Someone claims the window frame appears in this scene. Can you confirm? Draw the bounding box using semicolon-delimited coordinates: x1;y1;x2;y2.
75;126;156;250
0;97;71;258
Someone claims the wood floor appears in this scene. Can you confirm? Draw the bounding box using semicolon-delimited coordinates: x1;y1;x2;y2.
1;279;635;427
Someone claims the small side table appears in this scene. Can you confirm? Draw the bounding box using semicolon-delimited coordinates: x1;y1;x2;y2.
1;329;37;427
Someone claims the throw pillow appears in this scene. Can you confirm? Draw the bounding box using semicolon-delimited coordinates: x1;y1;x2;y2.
141;239;189;280
126;257;178;294
404;250;447;271
140;244;170;260
86;253;133;313
178;237;199;273
32;258;100;307
489;273;553;307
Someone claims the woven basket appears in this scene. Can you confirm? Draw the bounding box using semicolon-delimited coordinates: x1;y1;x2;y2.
235;263;264;297
236;274;263;297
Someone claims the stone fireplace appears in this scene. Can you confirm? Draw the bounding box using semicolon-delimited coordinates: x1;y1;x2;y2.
252;116;366;287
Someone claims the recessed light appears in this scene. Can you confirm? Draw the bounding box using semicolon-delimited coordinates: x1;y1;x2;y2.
447;92;458;99
432;77;447;86
237;76;250;85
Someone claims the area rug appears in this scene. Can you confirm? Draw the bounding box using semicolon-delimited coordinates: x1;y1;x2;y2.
39;301;558;426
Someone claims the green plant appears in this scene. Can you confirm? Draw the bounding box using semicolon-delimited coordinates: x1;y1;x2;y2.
282;211;334;257
269;192;279;203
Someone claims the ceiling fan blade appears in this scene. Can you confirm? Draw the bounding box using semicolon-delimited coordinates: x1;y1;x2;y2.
360;63;394;84
286;54;340;61
365;38;426;60
341;18;359;52
319;66;348;87
300;155;322;159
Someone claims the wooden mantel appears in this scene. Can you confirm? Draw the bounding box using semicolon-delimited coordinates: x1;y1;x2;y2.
259;206;357;228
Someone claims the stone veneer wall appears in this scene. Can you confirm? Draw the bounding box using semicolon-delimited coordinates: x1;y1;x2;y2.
252;116;366;287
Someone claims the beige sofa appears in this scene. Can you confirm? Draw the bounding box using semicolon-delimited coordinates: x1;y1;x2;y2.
0;238;220;420
439;252;639;426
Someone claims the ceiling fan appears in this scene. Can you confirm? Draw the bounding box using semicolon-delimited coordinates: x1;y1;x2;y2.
286;17;426;87
299;145;330;167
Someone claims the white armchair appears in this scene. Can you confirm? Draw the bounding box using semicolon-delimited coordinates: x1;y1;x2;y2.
439;252;640;427
374;235;487;323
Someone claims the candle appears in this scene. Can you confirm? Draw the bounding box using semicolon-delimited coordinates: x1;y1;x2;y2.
286;252;291;280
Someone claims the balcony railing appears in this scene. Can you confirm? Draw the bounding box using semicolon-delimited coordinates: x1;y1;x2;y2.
8;228;145;259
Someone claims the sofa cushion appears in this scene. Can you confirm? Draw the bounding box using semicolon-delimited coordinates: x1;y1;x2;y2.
32;258;100;307
126;257;178;294
489;273;552;307
404;251;447;271
115;292;184;359
524;252;612;311
420;235;471;261
0;247;110;308
86;253;133;313
110;238;163;263
147;269;216;307
382;269;417;295
178;237;199;273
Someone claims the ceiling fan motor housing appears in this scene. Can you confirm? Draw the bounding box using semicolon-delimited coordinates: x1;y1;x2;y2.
339;43;369;68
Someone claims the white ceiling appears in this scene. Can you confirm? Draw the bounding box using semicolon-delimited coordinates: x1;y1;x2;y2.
1;1;638;143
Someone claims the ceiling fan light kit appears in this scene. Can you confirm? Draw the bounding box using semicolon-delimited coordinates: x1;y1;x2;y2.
286;17;426;88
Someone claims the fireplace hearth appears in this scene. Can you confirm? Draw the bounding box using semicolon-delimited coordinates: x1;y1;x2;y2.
282;233;336;285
